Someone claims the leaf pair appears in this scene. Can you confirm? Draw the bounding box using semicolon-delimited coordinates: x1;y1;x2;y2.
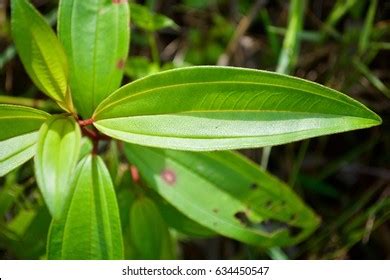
7;0;128;259
11;0;130;117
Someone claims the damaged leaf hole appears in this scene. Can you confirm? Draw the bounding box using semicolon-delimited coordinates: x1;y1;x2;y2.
234;211;253;227
234;211;302;237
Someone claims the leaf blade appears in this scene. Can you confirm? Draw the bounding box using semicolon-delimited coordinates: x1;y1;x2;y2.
58;0;130;117
0;104;49;176
124;144;320;247
94;66;381;151
11;0;71;111
47;155;124;260
34;115;81;219
129;196;173;259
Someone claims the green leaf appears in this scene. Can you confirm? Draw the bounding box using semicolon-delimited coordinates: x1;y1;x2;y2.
130;196;173;259
0;105;49;176
34;115;81;219
94;66;381;151
130;3;178;32
79;137;93;160
155;196;215;238
11;0;72;112
125;144;320;247
47;155;123;260
58;0;130;118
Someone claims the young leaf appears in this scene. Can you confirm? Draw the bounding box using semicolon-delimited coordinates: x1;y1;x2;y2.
34;115;81;219
58;0;130;118
11;0;72;112
94;66;381;151
130;3;178;32
130;196;173;259
0;105;49;176
47;155;123;260
79;137;93;160
125;144;320;247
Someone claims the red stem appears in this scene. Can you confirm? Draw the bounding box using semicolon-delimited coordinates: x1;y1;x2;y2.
78;118;94;126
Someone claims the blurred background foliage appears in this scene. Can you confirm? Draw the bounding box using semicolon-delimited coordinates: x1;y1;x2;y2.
0;0;389;259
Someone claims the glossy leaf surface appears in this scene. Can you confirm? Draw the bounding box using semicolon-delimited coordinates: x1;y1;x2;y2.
58;0;130;117
0;105;49;176
94;67;381;151
125;144;320;247
47;155;123;260
130;196;173;259
11;0;71;111
34;115;81;219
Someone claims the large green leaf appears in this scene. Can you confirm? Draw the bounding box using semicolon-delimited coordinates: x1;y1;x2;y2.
0;105;49;176
47;155;123;260
58;0;130;118
125;144;320;247
34;115;81;219
94;67;381;151
11;0;72;112
129;196;173;259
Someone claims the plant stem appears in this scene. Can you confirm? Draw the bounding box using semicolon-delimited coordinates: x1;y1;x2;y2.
148;31;160;65
289;139;310;187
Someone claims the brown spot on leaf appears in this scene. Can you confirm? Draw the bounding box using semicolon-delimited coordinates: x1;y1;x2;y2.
161;169;176;185
234;211;252;227
116;59;125;69
212;208;219;213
